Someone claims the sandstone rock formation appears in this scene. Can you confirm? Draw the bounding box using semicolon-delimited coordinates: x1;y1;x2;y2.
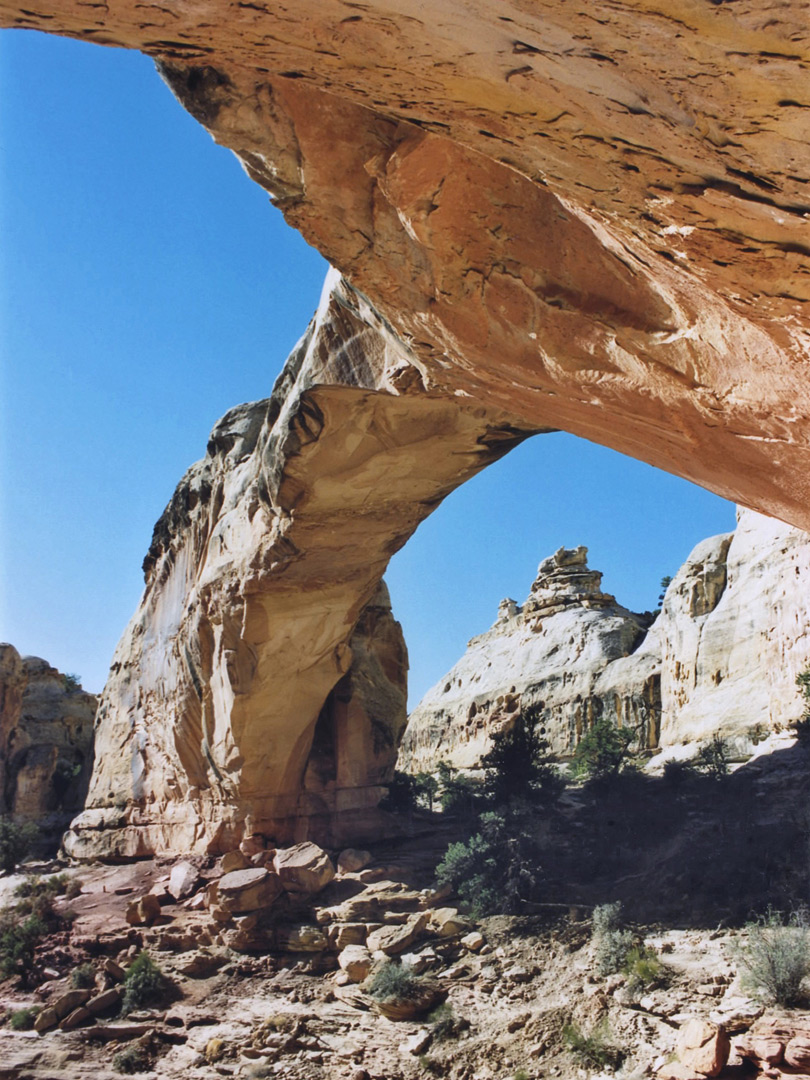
3;1;809;533
400;508;810;771
401;546;651;769
0;644;96;844
64;275;530;858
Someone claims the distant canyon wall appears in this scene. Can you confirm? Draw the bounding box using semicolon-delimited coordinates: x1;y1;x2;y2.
0;645;96;846
65;275;531;858
400;508;810;773
0;2;809;532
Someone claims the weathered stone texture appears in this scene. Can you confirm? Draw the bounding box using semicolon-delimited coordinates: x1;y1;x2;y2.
401;509;810;771
0;644;96;841
64;276;529;858
2;1;809;531
400;547;650;768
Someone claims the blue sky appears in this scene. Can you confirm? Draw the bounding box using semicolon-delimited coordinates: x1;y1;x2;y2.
0;31;736;705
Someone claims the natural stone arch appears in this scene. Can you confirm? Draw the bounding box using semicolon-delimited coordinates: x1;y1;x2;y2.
4;2;809;854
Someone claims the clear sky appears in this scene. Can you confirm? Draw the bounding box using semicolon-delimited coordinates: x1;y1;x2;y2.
0;30;737;707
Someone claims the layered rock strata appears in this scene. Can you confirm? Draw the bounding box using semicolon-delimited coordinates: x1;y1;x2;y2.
64;275;532;858
2;4;810;532
400;546;651;769
0;644;96;842
400;508;810;772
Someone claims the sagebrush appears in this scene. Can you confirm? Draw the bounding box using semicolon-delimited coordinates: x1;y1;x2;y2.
735;909;810;1005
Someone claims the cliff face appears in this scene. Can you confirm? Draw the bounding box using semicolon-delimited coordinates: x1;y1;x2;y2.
65;275;530;858
1;3;809;532
0;644;96;844
400;509;810;773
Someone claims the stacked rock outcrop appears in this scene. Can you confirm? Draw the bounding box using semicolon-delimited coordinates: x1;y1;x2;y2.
0;644;96;842
400;546;651;769
400;508;810;772
64;274;529;859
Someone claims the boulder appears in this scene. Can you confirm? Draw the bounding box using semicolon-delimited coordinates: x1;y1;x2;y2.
87;987;123;1015
677;1019;730;1078
217;867;283;913
274;843;335;895
367;912;429;956
338;945;373;983
34;1007;59;1033
125;893;162;926
220;850;251;874
60;1006;94;1031
328;923;368;950
52;988;93;1020
337;849;373;874
431;908;470;937
168;860;199;900
785;1036;810;1070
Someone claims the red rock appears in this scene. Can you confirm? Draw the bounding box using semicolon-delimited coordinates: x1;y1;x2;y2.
677;1019;730;1078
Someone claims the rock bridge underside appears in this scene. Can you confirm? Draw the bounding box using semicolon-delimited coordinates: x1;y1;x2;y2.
4;0;809;854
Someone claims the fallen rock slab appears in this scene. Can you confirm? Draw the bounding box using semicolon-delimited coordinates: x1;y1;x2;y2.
125;893;162;926
337;849;373;874
168;860;199;900
338;945;373;983
677;1019;730;1078
274;842;335;895
217;867;283;914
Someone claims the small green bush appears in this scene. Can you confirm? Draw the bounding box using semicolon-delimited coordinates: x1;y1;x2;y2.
62;673;82;693
413;772;440;811
591;901;634;976
0;912;46;981
563;1019;624;1070
112;1045;148;1074
694;735;729;780
121;952;168;1015
0;817;39;874
71;962;96;990
9;1006;40;1030
366;961;422;1002
735;909;810;1006
435;809;541;916
427;1001;468;1042
623;944;664;993
573;718;634;783
662;759;696;788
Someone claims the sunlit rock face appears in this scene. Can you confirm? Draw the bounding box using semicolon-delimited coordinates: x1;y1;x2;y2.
399;547;651;771
2;1;810;529
64;276;530;858
400;510;810;773
0;644;96;846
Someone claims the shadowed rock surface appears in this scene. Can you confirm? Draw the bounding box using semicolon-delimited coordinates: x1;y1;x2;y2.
0;644;96;846
2;1;809;530
400;509;810;772
64;275;531;858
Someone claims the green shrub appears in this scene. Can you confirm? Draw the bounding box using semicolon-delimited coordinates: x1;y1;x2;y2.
413;772;440;811
735;909;810;1006
662;759;696;788
366;961;423;1002
436;761;484;818
62;673;81;693
112;1045;148;1074
427;1001;468;1042
563;1019;624;1070
14;872;70;901
0;912;46;981
694;736;729;780
591;901;634;976
121;952;168;1014
481;707;563;806
573;718;634;783
435;809;541;916
623;945;664;993
9;1006;39;1030
71;962;96;989
0;817;39;874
